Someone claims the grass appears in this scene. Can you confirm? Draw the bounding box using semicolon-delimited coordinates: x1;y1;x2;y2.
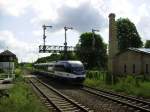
84;71;150;98
0;75;49;112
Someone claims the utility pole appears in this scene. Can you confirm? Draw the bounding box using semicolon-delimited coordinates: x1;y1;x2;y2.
42;24;52;51
92;29;99;50
64;26;73;60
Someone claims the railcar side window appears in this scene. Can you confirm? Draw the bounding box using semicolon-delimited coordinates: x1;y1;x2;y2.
72;67;84;71
54;65;65;72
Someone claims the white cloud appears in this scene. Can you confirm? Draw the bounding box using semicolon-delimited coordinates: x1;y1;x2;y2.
0;30;39;62
0;0;31;16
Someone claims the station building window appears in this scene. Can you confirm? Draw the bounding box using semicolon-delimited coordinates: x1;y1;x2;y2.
146;64;149;74
124;64;126;73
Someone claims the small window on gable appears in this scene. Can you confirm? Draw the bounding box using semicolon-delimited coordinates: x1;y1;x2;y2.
133;64;135;73
124;64;126;73
146;64;148;74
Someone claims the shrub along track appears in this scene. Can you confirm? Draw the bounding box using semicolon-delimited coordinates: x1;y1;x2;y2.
29;77;93;112
81;85;150;112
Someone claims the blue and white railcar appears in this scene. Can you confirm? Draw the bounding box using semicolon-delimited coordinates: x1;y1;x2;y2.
34;61;86;83
53;61;86;82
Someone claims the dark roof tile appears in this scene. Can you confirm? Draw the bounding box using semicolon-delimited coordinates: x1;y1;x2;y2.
0;50;16;56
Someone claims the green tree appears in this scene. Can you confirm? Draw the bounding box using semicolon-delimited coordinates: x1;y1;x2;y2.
35;52;78;63
76;32;107;70
116;18;143;52
60;52;78;60
35;53;61;63
145;40;150;48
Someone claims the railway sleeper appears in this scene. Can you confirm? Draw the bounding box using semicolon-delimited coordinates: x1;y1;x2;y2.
60;107;79;111
50;99;66;102
59;105;76;108
53;100;70;104
57;103;71;105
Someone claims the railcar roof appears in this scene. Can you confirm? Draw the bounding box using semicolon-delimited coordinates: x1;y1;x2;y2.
34;62;55;66
34;60;83;66
57;60;82;64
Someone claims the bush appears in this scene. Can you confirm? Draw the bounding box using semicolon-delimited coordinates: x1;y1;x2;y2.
15;69;22;78
86;70;106;80
113;75;140;93
85;72;150;98
0;68;4;73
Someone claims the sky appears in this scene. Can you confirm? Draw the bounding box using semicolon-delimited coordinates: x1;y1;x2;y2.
0;0;150;62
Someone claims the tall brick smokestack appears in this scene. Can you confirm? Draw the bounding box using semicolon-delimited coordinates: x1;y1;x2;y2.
108;13;118;74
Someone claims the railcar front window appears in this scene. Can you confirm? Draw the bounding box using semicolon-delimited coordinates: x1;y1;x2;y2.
72;67;84;71
72;66;85;75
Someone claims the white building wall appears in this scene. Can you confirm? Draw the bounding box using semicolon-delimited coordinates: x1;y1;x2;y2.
0;62;14;73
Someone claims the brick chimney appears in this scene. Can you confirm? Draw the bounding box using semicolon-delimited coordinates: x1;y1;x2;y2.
108;13;118;74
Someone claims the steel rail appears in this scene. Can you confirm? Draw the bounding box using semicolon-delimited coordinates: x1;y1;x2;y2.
82;86;150;112
29;78;92;112
84;85;150;105
29;79;62;112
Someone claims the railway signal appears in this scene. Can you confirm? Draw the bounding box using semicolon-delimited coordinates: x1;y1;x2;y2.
64;26;73;59
42;24;52;52
39;25;75;56
39;25;100;56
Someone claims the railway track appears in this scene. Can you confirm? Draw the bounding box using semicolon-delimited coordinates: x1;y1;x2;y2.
29;77;93;112
81;85;150;112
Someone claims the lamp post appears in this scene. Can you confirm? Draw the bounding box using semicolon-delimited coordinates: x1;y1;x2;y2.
92;29;99;50
64;26;73;60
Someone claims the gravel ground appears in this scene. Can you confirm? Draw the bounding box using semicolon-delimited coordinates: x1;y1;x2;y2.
36;75;133;112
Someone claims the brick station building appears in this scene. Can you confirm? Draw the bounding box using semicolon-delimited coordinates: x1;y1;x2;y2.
108;13;150;75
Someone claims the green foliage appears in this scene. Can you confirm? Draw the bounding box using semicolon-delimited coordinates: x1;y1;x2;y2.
84;72;150;98
0;79;49;112
86;71;106;80
15;68;22;78
145;40;150;48
84;71;106;88
35;53;78;63
105;72;113;84
116;18;143;52
112;75;150;98
0;68;4;73
60;52;78;60
84;78;103;87
14;58;19;68
113;75;140;92
76;32;107;69
36;53;61;63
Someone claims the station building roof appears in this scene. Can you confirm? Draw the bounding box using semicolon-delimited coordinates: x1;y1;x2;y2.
128;48;150;55
0;50;16;57
0;50;17;61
